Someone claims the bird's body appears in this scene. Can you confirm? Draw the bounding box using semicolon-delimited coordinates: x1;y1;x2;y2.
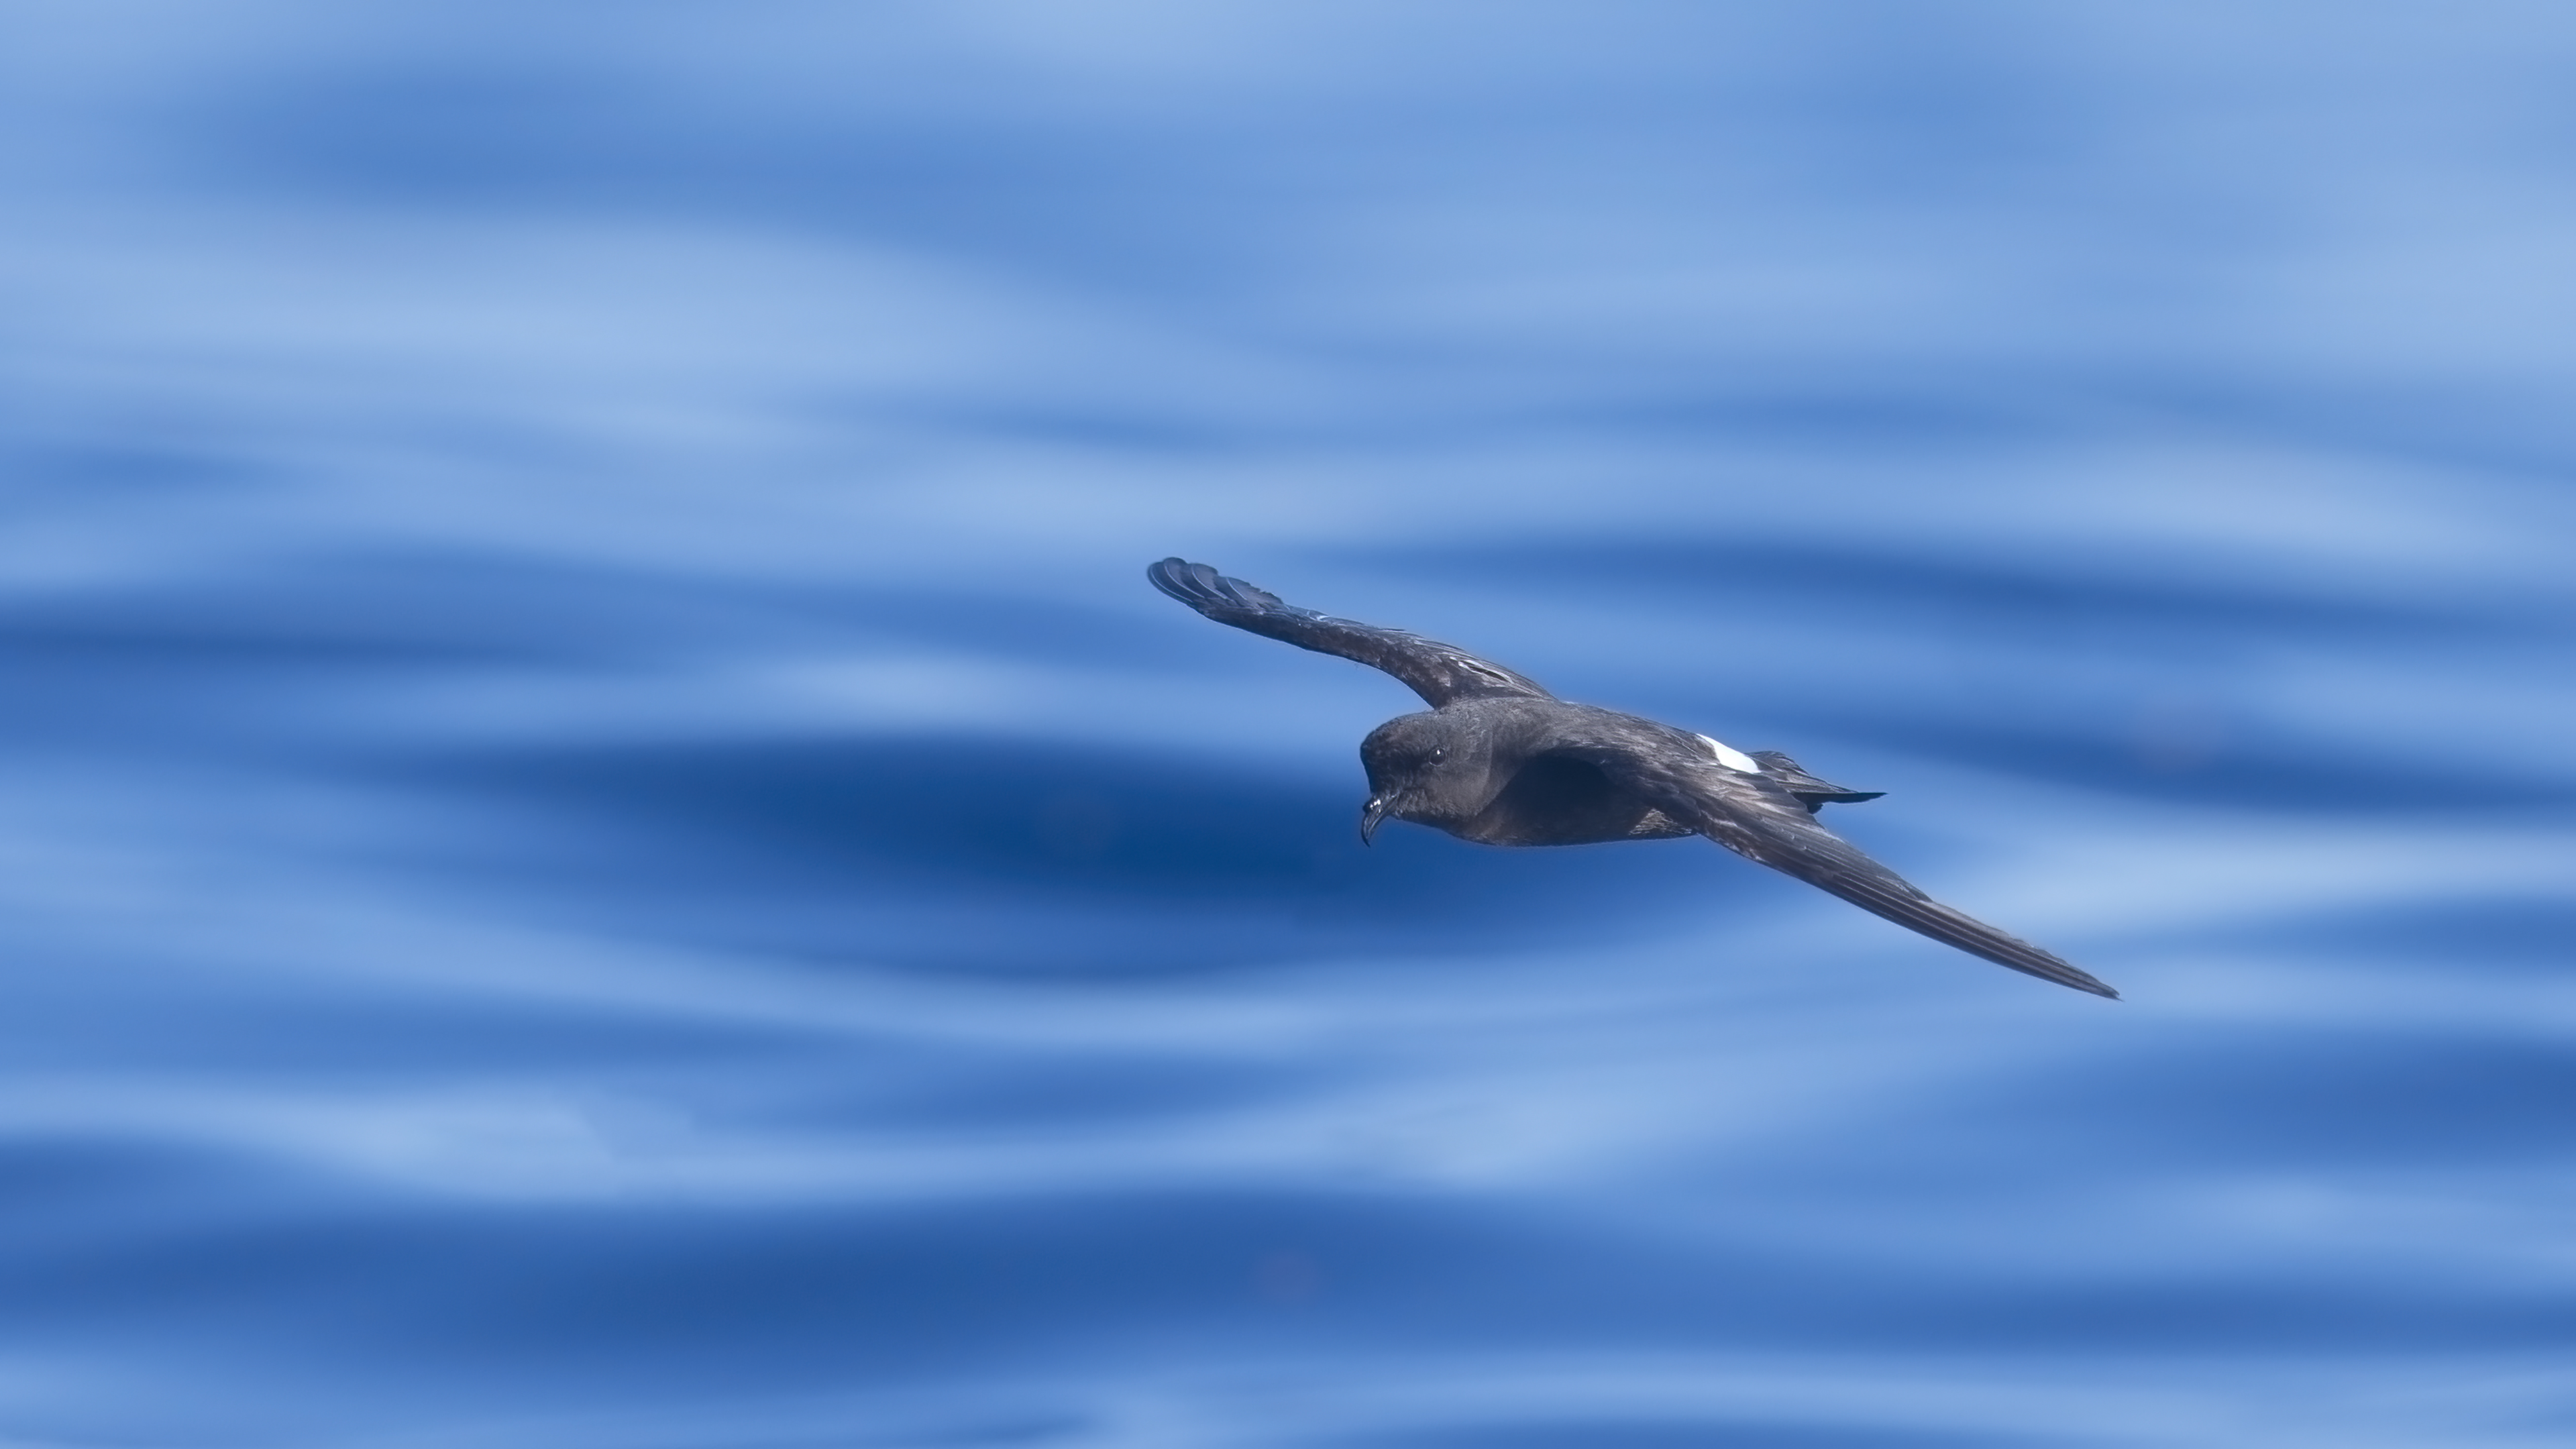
1365;698;1696;847
1148;557;2116;999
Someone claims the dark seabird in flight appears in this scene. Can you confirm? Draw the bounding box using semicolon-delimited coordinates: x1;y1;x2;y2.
1148;558;2116;998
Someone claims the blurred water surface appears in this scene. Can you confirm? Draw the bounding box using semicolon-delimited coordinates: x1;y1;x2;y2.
5;3;2575;1446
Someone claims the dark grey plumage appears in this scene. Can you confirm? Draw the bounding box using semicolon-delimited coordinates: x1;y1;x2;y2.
1148;557;2116;1000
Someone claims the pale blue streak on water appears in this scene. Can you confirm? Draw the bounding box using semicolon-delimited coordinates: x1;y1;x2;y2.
4;4;2575;1446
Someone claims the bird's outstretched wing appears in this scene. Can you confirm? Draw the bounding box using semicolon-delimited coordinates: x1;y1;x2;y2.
1559;734;2115;998
1148;558;1553;707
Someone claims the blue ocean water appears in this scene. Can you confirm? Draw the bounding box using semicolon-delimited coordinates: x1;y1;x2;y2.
4;3;2574;1445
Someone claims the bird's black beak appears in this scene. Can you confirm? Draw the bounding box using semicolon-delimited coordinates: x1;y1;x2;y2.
1359;795;1389;846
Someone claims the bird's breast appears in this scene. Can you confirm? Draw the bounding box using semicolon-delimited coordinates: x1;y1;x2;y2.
1448;754;1694;847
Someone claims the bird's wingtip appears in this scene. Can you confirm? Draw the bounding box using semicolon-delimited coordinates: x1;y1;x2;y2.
2022;957;2121;999
1146;557;1285;614
1146;557;1216;607
2047;965;2121;1000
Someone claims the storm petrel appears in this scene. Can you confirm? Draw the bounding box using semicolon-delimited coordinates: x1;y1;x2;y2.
1148;557;2115;998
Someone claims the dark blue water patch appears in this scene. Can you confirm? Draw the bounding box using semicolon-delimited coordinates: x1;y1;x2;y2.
11;1165;2569;1426
0;550;845;675
0;961;822;1079
2231;899;2576;973
0;1140;403;1320
1350;1419;2058;1449
806;580;1233;675
0;614;474;671
1888;1279;2576;1354
0;633;484;757
175;9;2116;325
478;1189;2557;1361
886;400;1273;455
0;1183;1984;1386
1852;1030;2576;1173
1562;383;2083;451
392;736;1735;974
0;551;1233;757
6;437;274;495
1360;542;2539;645
775;1049;1310;1134
1842;720;2569;812
0;1139;294;1244
0;1189;1678;1395
1758;4;2093;194
2107;372;2576;487
188;58;1287;296
1581;368;2576;488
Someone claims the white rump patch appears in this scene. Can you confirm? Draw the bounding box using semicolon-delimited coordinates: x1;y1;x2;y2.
1697;733;1762;773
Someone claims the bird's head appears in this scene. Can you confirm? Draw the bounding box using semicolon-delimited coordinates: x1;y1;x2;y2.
1357;712;1487;844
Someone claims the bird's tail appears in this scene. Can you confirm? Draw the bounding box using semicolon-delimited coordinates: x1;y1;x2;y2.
1748;750;1886;814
